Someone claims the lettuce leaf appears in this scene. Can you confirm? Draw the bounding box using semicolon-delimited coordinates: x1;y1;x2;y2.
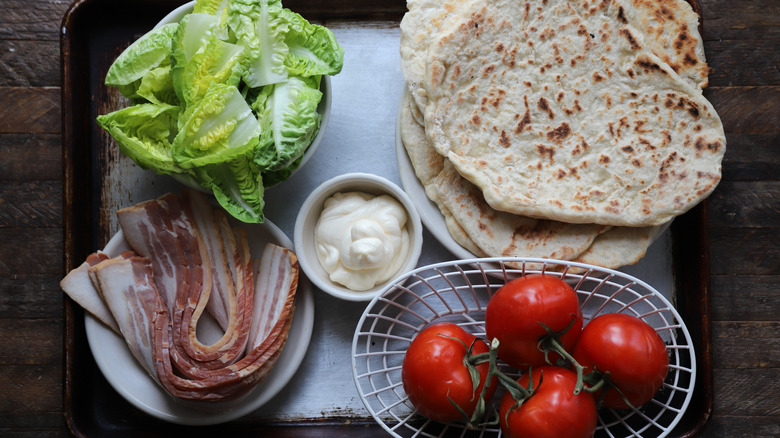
252;75;322;171
172;82;262;168
282;9;344;77
96;103;182;174
135;65;178;105
99;0;344;223
105;23;179;99
196;155;266;223
171;13;245;108
228;0;289;87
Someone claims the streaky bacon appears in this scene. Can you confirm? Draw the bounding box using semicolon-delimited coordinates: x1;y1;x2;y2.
88;252;167;378
249;244;299;351
168;190;254;372
64;189;299;402
116;192;210;319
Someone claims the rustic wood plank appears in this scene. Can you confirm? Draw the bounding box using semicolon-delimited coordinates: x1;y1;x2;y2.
0;0;73;41
0;181;62;228
712;321;780;368
720;133;780;181
0;134;61;181
710;227;780;275
700;0;780;41
0;228;62;276
705;39;780;87
704;86;780;135
712;367;780;417
709;181;780;227
0;40;60;87
0;275;63;319
0;365;62;413
0;319;62;365
705;415;780;438
711;275;780;321
0;412;68;435
0;87;60;134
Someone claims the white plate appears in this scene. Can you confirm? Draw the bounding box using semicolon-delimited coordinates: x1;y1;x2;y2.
394;100;475;261
85;218;314;426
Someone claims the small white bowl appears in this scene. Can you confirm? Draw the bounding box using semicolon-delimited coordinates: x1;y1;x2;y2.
294;173;423;302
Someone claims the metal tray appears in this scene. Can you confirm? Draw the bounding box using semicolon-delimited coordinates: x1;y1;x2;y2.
60;0;713;435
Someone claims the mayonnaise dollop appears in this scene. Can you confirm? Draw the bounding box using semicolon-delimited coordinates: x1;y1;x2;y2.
314;191;410;291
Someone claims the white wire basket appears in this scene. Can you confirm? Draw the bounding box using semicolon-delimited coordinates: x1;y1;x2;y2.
351;258;696;438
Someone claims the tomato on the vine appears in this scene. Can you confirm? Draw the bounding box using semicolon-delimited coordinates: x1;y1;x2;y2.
499;366;598;438
485;274;583;368
572;312;669;409
401;322;497;423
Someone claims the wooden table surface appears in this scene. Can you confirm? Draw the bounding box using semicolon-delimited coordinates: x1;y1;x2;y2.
1;0;778;436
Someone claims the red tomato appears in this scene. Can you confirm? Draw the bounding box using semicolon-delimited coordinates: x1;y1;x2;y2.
499;366;598;438
572;313;669;409
485;274;583;368
402;322;497;423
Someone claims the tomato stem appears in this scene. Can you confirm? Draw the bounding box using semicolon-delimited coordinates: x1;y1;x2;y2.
436;333;497;428
537;319;587;395
583;369;638;410
487;338;535;404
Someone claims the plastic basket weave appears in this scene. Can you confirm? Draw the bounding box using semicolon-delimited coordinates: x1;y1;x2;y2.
352;258;696;438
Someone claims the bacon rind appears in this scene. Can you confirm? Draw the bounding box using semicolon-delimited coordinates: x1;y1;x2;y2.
60;251;120;333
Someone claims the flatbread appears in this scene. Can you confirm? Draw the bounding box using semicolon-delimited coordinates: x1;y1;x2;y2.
432;159;608;261
417;0;725;227
571;222;666;268
621;0;709;89
403;91;600;263
400;0;479;111
401;89;669;271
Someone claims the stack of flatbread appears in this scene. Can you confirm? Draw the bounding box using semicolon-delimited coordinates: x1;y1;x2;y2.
399;0;725;271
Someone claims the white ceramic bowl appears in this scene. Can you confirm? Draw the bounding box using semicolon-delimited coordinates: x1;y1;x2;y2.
294;173;423;302
157;1;332;190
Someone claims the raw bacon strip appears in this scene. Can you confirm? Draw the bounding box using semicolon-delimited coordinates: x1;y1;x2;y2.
116;192;211;318
155;252;298;401
170;190;254;371
60;251;120;333
88;253;168;378
249;244;299;351
64;190;300;402
184;189;235;331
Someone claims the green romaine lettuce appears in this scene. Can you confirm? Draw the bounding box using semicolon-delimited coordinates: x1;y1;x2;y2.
105;23;179;100
135;65;178;105
228;0;289;87
99;0;344;223
172;82;262;168
252;75;322;171
196;155;266;223
282;9;344;77
96;103;182;174
171;13;245;107
194;0;231;39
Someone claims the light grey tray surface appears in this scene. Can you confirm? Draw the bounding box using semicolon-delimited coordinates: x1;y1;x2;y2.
97;23;674;421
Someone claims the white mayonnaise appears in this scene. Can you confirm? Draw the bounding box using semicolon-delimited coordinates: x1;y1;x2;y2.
314;191;410;291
